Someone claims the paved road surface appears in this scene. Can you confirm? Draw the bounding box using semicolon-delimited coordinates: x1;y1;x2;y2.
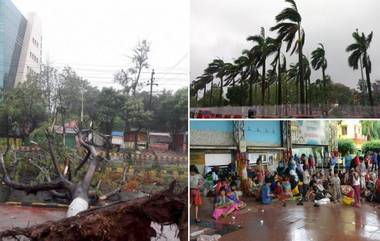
191;198;380;241
0;204;65;232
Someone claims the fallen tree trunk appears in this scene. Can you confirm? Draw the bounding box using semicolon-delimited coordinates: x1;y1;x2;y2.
0;182;188;241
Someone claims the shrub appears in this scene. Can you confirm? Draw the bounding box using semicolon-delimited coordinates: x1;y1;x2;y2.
362;140;380;153
338;139;356;155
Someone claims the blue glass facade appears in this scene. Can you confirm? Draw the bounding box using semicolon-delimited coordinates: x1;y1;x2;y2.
0;0;26;90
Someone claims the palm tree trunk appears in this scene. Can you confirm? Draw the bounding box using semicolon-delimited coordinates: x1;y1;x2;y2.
364;56;374;107
209;82;213;106
240;77;244;106
298;27;305;112
277;50;282;107
261;62;266;106
249;76;253;106
322;67;327;105
308;78;311;114
203;85;207;107
219;77;224;106
254;83;258;105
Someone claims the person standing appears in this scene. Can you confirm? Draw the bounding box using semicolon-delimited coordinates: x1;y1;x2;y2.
308;154;315;174
352;168;361;208
330;154;337;176
344;154;353;173
190;165;204;223
372;151;378;172
331;172;342;202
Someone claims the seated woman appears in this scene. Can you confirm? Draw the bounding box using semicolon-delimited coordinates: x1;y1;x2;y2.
212;188;239;220
227;183;247;209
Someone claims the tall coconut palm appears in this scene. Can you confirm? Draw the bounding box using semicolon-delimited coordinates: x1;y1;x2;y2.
234;56;250;106
346;30;374;106
311;43;328;105
207;59;227;106
194;73;213;107
224;63;240;87
288;55;310;106
270;38;286;107
240;49;260;106
247;27;276;106
271;0;306;109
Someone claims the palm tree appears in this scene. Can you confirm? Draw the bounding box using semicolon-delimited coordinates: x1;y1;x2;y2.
194;73;213;107
271;0;306;109
270;38;286;108
247;27;276;106
311;43;328;105
240;50;259;106
234;56;250;106
346;30;374;106
207;59;227;107
288;55;310;106
224;63;240;88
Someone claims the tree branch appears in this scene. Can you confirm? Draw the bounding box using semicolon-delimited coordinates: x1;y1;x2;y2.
0;153;68;194
28;159;69;199
98;187;121;201
45;129;63;178
75;150;90;174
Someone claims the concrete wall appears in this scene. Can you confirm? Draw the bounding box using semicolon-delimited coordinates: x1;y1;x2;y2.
245;121;282;147
190;121;234;147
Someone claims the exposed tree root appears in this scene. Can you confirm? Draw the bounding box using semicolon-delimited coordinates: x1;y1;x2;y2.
0;182;188;241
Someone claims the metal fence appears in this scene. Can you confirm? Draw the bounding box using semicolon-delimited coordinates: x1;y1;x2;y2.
191;104;380;118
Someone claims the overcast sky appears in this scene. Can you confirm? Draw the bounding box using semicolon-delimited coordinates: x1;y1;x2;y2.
13;0;189;92
191;0;380;89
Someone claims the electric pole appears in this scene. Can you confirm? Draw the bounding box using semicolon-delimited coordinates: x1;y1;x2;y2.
80;85;84;123
147;69;158;109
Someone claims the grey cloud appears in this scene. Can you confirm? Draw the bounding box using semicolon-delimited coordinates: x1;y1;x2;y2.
191;0;380;89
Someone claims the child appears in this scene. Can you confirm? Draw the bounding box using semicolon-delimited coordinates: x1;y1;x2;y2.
282;177;293;200
190;165;204;223
261;177;274;205
227;182;247;209
212;188;239;220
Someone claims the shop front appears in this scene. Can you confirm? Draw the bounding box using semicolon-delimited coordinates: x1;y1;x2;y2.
190;121;235;175
244;121;285;172
190;120;286;175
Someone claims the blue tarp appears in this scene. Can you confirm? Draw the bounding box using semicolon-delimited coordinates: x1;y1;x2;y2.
112;131;124;137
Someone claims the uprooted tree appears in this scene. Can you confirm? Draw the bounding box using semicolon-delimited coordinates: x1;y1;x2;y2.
0;127;126;217
0;182;188;241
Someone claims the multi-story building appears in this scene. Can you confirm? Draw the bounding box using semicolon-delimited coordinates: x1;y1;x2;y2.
0;0;42;91
337;120;367;149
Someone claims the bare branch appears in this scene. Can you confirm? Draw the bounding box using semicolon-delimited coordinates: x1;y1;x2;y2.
0;153;68;194
45;129;63;178
98;187;121;201
75;150;90;174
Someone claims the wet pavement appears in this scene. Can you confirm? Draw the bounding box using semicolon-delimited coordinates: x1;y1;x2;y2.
0;204;65;231
191;197;380;241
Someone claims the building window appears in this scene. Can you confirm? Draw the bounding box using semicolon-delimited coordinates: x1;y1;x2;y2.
342;126;348;135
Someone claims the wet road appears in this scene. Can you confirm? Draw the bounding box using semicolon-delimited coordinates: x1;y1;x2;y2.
191;198;380;241
0;204;65;231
